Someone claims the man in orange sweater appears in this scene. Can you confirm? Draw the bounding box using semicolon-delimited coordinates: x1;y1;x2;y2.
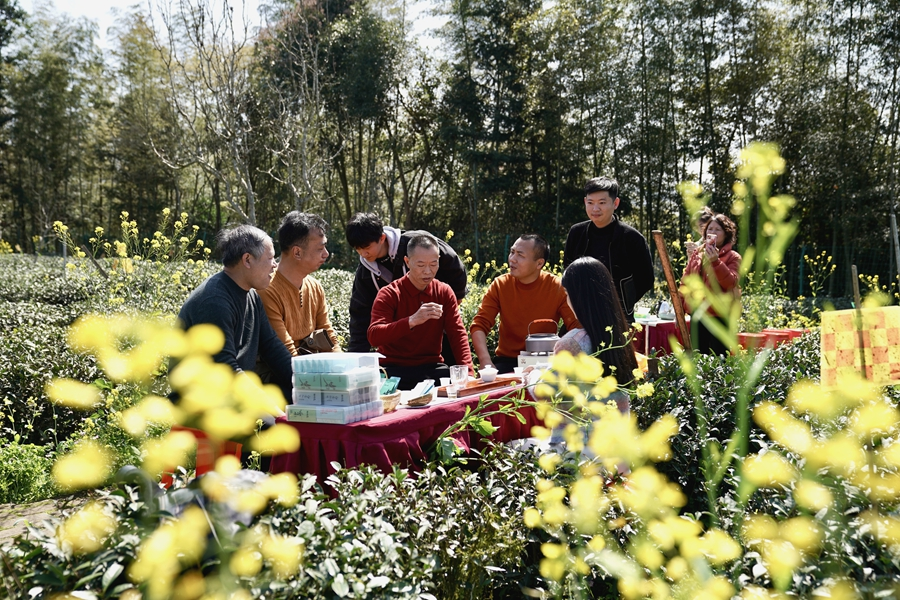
260;212;340;357
470;234;581;373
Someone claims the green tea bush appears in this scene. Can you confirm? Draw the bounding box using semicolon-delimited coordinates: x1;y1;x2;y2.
0;441;55;503
316;267;354;349
0;303;101;447
0;255;95;305
0;443;553;599
631;332;821;516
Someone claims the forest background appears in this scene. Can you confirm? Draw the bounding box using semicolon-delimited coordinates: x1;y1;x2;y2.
0;0;897;298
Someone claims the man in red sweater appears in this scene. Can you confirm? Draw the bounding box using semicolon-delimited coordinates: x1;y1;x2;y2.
368;234;474;390
471;234;580;373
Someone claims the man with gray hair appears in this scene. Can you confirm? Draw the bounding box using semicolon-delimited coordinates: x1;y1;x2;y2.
178;224;293;400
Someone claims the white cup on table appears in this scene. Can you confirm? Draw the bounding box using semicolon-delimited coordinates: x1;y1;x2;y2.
479;366;498;382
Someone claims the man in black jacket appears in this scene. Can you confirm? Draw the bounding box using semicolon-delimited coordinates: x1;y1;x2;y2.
346;213;468;358
563;177;654;321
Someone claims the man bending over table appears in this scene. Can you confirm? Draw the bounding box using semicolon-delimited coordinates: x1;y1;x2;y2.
259;211;340;358
368;234;474;390
471;234;581;373
346;212;467;361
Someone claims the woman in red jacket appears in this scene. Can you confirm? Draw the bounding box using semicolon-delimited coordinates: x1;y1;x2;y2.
682;213;741;355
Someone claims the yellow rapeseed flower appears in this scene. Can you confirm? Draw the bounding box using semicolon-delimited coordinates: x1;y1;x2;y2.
230;545;264;577
849;399;900;441
539;543;569;581
805;432;866;476
779;516;823;555
613;467;686;518
683;528;741;566
57;501;117;555
45;379;102;410
129;505;209;600
569;475;608;534
261;533;304;578
793;479;834;512
742;514;779;548
538;453;562;474
171;571;205;599
185;323;226;356
635;382;655;398
647;515;702;551
250;423;301;455
639;414;678;462
523;507;542;528
761;538;803;590
588;410;642;469
53;440;114;492
119;395;181;437
787;378;861;420
742;451;798;488
633;538;665;570
201;406;257;440
141;429;196;476
753;401;814;454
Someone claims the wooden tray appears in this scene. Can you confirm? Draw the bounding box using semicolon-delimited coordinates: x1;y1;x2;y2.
437;376;519;398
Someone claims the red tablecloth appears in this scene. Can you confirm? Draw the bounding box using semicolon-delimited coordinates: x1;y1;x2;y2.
633;319;686;356
270;385;540;481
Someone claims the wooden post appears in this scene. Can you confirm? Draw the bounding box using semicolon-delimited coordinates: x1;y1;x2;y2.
82;244;109;280
652;231;692;351
851;264;867;379
891;213;900;297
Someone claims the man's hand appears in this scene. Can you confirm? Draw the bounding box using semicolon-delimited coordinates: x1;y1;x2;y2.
409;302;443;328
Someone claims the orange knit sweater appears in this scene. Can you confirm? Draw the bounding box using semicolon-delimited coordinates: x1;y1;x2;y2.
470;271;580;358
259;270;340;355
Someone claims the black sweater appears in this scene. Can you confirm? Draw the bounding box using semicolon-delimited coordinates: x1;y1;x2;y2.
177;271;293;400
563;217;654;319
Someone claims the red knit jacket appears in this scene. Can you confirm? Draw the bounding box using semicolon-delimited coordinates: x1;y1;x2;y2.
681;242;741;315
368;275;473;369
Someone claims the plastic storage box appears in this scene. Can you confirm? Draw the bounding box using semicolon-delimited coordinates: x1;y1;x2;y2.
322;383;380;406
292;389;322;405
292;352;381;374
319;367;379;391
286;400;384;424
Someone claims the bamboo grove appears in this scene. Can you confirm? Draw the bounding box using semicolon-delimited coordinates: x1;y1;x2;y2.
0;0;898;295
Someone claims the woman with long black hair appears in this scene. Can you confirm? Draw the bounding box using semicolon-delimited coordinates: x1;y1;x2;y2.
555;257;638;402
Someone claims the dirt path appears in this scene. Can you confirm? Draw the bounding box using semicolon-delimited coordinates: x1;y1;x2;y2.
0;494;92;546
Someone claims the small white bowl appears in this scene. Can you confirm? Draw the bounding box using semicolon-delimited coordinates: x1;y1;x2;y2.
479;367;498;382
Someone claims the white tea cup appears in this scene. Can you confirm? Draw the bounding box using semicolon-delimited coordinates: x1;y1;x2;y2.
479;366;498;382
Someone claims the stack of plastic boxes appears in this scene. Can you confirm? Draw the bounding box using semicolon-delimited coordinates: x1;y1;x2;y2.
287;353;384;424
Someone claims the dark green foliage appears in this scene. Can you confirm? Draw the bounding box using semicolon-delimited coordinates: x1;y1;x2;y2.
0;443;551;599
249;445;551;598
0;256;95;305
632;332;822;516
0;302;100;447
314;266;354;348
0;486;146;599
